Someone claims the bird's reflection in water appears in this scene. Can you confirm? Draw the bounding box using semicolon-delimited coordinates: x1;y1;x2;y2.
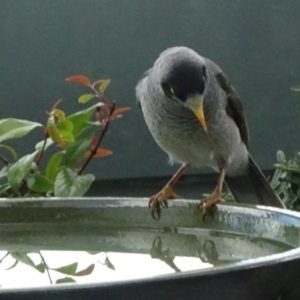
149;233;237;269
196;239;223;265
150;237;181;272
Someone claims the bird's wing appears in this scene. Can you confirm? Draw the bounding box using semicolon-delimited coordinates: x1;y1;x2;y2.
203;58;284;207
136;68;151;114
203;57;249;148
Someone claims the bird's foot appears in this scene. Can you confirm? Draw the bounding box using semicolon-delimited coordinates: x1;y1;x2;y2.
149;186;178;220
198;190;222;222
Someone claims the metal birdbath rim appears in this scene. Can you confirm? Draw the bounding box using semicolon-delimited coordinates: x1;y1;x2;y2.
0;197;300;293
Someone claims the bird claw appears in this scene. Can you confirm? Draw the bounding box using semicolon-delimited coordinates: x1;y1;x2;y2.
151;208;161;220
149;197;163;220
198;191;222;222
148;186;178;220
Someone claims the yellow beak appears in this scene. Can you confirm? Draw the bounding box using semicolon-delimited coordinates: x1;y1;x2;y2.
186;95;208;133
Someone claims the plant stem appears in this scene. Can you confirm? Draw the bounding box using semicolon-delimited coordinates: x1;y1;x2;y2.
0;251;9;262
77;102;115;175
39;251;53;285
91;85;111;106
36;132;49;166
16;131;49;197
0;155;9;166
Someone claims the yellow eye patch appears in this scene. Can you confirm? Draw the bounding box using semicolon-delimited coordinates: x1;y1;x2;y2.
170;87;175;94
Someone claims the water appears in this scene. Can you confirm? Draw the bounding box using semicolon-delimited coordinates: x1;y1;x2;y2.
0;224;294;288
1;198;300;290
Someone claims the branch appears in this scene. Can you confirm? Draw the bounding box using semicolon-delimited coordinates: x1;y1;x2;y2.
16;131;49;197
91;85;111;106
36;132;49;166
0;251;9;262
39;251;53;285
0;155;9;166
77;102;115;175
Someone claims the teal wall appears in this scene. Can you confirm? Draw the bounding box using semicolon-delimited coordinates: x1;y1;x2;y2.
0;0;299;179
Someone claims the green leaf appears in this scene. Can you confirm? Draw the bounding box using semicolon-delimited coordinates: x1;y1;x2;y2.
47;123;63;143
7;151;38;192
277;181;288;195
61;132;75;143
6;260;19;270
0;119;42;143
57;120;75;143
35;262;46;273
78;94;96;104
75;264;95;276
289;174;300;184
24;192;43;197
0;184;10;196
277;150;286;164
66;103;103;138
35;138;54;152
27;173;54;193
270;169;281;188
104;257;115;270
10;252;44;273
0;166;8;180
99;79;111;94
54;168;95;197
87;121;101;127
51;262;77;275
290;84;300;92
52;109;66;122
57;120;73;133
46;152;64;181
56;277;76;284
63;135;93;167
0;144;17;161
46;191;55;197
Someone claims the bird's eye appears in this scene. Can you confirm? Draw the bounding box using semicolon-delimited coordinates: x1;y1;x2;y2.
161;82;176;98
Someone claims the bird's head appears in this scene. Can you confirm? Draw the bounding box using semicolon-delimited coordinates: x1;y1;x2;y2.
157;47;208;132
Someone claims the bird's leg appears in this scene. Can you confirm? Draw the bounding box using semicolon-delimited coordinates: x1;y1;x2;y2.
149;164;189;220
198;168;226;219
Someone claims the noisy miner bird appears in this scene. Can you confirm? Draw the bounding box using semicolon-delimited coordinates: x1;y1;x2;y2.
136;46;284;219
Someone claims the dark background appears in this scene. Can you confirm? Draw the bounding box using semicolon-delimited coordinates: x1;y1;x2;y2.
0;0;299;181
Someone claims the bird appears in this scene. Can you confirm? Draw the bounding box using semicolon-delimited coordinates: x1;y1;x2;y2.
135;46;285;220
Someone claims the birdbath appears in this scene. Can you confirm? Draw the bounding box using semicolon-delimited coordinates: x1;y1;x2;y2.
0;197;300;300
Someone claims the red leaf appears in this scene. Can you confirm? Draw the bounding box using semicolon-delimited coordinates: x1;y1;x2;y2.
96;105;112;123
75;264;95;276
101;104;111;115
95;108;103;123
94;148;112;157
83;148;112;158
65;76;91;86
111;107;131;117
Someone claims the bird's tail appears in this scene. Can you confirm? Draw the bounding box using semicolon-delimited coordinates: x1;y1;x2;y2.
225;154;285;208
